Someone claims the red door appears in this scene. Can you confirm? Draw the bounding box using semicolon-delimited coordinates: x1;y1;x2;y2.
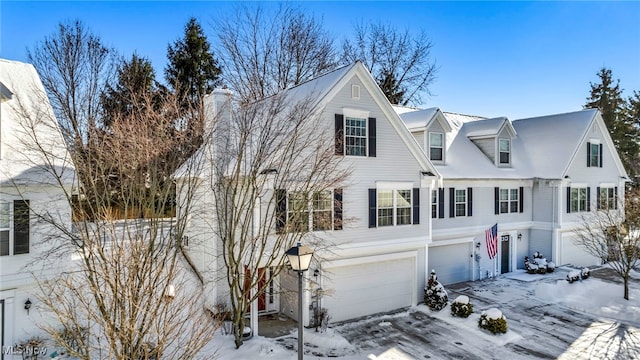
244;267;267;312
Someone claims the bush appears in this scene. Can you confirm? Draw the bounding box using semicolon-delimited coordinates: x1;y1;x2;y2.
424;270;448;311
478;308;507;334
450;295;474;318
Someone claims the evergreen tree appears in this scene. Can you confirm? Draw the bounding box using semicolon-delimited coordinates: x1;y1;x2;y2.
626;91;640;181
585;68;640;179
165;17;221;105
101;54;161;127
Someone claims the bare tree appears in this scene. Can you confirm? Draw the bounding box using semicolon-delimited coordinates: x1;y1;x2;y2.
215;3;337;102
342;22;437;106
200;89;350;348
27;19;116;150
7;58;218;358
575;188;640;300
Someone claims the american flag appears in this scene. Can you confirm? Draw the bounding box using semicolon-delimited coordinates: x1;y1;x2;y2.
485;223;498;259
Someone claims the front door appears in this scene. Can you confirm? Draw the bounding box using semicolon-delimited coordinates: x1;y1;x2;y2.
501;235;510;274
245;267;266;312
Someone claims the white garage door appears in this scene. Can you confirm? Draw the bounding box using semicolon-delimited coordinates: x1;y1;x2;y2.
323;257;415;323
429;243;472;285
561;235;600;267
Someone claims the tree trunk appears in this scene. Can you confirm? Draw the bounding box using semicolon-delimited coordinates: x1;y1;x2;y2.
624;275;629;300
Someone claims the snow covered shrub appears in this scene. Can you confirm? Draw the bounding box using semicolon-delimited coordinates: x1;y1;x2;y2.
450;295;474;318
478;308;507;334
581;267;590;279
424;270;448;311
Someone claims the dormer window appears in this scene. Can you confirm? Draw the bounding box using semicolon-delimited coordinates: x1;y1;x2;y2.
499;139;510;165
429;132;444;162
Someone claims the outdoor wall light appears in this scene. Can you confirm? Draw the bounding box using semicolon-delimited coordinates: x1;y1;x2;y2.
313;269;320;278
518;233;523;241
476;242;481;248
165;284;176;300
24;298;32;314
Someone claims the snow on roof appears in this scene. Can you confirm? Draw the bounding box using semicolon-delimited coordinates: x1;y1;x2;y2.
281;63;355;107
428;108;597;180
399;107;440;129
512;109;597;179
464;117;510;138
0;58;74;185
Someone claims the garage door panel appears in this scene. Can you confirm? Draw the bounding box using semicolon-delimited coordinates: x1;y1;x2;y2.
323;258;414;322
429;243;471;285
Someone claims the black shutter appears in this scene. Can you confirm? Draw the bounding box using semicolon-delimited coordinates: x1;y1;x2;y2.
449;188;455;218
519;187;524;213
438;188;445;219
586;142;591;167
335;114;344;155
275;190;287;234
615;187;618;209
334;189;343;230
494;187;500;215
597;186;601;210
587;187;591;212
368;117;377;157
368;188;377;228
412;188;420;224
599;144;603;167
567;187;571;213
13;200;29;255
467;187;473;217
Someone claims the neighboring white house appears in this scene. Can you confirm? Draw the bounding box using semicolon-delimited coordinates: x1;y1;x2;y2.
399;106;628;284
0;59;73;356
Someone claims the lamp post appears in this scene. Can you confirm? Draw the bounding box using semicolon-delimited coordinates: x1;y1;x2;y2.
286;243;314;360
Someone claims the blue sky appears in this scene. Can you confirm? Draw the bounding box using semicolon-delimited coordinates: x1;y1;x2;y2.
1;1;639;119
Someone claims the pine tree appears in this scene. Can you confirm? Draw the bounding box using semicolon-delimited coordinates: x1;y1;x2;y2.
101;54;161;127
585;68;640;179
626;91;640;181
165;17;221;105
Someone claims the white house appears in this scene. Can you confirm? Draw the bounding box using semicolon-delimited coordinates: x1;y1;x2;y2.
0;59;73;356
183;61;441;329
399;106;628;284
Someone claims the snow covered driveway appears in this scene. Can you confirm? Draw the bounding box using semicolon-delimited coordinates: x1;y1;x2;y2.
332;266;640;360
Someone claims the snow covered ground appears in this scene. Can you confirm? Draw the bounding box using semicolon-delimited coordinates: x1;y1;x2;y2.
200;265;640;359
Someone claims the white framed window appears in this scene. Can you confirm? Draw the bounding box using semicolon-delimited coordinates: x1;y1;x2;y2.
588;141;601;167
570;187;588;213
598;187;617;210
499;189;519;213
431;190;438;219
285;190;335;232
429;132;444;162
0;202;9;256
455;189;467;217
499;139;510;165
0;200;29;256
345;116;367;156
377;189;413;227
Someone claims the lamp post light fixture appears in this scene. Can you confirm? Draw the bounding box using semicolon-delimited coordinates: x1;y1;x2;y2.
286;243;314;360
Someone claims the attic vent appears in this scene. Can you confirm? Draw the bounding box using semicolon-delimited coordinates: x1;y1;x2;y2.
351;85;360;99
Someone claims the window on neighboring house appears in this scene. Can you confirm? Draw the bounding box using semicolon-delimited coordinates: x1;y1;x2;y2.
449;187;472;218
369;187;419;227
277;190;342;233
429;132;444;161
431;190;438;219
568;187;590;213
587;141;603;168
499;139;510;165
0;200;30;256
597;187;618;210
497;188;521;213
335;114;376;157
455;189;467;216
